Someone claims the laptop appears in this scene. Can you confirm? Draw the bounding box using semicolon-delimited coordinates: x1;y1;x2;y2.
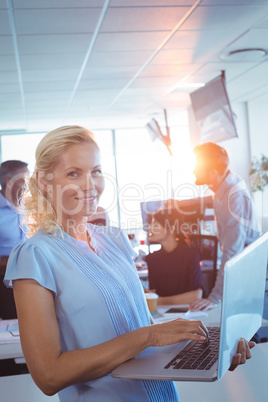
112;232;268;382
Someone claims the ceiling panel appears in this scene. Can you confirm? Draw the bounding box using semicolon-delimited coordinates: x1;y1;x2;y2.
94;31;168;52
0;0;7;8
20;69;78;82
132;76;180;88
139;63;199;78
89;50;152;67
255;15;268;28
14;8;102;35
82;66;140;79
24;91;70;102
202;0;268;5
23;103;67;114
12;0;104;7
223;28;268;52
0;83;22;93
23;81;74;92
0;92;22;103
72;89;122;104
0;54;17;70
228;60;268;100
0;10;12;35
0;113;25;125
151;48;208;65
20;53;85;70
0;0;268;131
0;71;20;84
110;0;196;5
189;62;258;83
163;29;230;50
182;5;268;31
100;6;190;32
18;34;94;54
0;36;13;54
79;78;130;90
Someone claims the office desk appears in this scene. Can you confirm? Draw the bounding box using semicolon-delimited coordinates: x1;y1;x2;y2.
155;304;268;328
176;342;268;402
2;307;267;360
1;311;267;402
0;341;23;360
1;345;266;402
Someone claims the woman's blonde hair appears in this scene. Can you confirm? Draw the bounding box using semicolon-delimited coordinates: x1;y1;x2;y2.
22;125;98;237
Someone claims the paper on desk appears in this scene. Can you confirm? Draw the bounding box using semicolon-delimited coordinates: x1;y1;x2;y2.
0;319;20;343
155;309;208;323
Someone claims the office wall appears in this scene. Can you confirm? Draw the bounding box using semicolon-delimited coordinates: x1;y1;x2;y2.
189;100;266;230
248;99;268;159
248;99;268;231
221;102;251;182
189;101;252;182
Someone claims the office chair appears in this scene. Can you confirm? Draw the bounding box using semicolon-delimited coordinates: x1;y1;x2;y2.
0;256;17;319
187;234;218;298
0;256;29;377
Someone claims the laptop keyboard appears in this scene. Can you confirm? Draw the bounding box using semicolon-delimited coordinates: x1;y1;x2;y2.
164;327;220;371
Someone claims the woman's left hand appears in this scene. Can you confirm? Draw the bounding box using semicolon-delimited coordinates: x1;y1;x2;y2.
229;338;255;371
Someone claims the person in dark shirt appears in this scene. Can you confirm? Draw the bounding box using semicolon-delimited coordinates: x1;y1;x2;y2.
145;208;203;305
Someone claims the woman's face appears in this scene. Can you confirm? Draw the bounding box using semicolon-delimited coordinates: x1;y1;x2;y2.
148;217;167;244
45;142;105;224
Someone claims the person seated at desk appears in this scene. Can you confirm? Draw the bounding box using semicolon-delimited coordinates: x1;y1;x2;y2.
0;160;28;320
0;159;28;258
145;208;203;305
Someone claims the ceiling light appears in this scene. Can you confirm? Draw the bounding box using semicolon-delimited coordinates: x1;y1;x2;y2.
221;48;267;62
174;83;205;89
170;82;205;93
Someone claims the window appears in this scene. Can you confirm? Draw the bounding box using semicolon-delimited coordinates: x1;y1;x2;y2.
115;127;174;230
1;133;46;174
1;114;196;231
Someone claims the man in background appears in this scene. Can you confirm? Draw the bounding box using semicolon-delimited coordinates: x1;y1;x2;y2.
0;160;28;320
0;160;28;258
167;142;260;311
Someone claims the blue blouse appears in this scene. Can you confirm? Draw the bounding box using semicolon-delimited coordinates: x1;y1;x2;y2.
4;224;179;402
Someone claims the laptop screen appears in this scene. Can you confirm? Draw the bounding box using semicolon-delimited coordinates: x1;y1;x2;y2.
218;233;268;379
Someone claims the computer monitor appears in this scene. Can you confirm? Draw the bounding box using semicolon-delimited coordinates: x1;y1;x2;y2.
140;200;166;232
140;200;204;235
190;71;238;143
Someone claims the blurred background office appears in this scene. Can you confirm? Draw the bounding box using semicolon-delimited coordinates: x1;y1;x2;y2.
0;0;268;240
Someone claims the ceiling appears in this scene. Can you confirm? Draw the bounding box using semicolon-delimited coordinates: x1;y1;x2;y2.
1;0;268;133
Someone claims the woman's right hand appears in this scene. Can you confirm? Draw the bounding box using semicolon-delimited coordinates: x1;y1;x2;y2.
148;318;209;347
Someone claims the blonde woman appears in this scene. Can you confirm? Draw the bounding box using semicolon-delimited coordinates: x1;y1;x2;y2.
4;126;253;402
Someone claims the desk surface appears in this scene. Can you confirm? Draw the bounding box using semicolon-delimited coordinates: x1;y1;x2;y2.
155;304;221;325
0;341;23;360
155;304;268;327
